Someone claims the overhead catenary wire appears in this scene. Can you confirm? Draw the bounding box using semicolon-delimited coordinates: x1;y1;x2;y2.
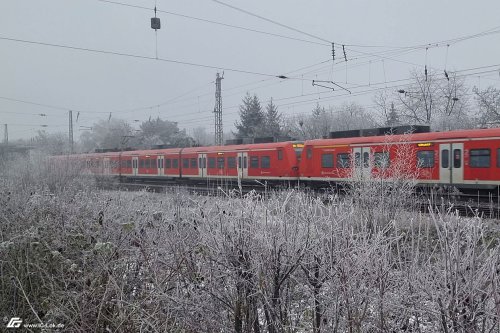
89;0;500;76
18;0;498;109
2;65;499;127
1;0;494;134
95;0;329;47
133;67;500;126
0;59;333;120
97;0;500;53
210;0;332;44
0;35;284;78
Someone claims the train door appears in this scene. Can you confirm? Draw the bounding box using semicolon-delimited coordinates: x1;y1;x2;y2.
103;158;111;175
352;147;371;178
238;152;248;179
439;143;463;184
198;153;207;178
157;156;164;176
132;157;138;176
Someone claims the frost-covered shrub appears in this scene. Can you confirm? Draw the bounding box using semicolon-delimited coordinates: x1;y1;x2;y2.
0;158;498;332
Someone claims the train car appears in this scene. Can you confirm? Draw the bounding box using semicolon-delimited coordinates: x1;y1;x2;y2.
299;128;500;189
178;141;302;182
76;141;302;183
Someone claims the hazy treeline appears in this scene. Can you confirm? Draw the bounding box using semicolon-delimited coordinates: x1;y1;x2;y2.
0;155;499;332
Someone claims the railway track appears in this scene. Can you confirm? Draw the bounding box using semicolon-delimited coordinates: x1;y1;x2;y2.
96;178;500;219
96;177;278;196
422;191;500;218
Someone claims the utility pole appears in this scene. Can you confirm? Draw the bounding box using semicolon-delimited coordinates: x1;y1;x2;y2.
214;72;224;146
69;110;74;153
3;124;8;144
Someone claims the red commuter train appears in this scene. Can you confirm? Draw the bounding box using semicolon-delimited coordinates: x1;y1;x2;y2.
80;141;303;183
299;128;500;189
72;128;500;190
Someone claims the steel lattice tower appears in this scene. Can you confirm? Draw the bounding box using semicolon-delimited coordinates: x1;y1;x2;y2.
214;72;224;146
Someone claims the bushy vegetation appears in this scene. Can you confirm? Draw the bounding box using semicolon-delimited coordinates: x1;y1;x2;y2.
1;155;499;332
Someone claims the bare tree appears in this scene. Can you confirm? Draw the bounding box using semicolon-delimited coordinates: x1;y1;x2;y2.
397;69;471;127
474;85;500;127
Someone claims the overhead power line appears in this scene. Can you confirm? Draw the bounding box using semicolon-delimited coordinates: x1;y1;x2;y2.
0;35;283;78
96;0;500;53
95;0;329;47
211;0;332;44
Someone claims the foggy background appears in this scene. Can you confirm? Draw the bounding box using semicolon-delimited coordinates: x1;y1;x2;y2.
1;0;499;142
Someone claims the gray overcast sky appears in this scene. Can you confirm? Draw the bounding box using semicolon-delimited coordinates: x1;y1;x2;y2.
1;0;500;141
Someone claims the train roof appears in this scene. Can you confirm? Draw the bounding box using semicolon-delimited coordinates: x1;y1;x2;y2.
303;128;500;146
181;141;300;154
77;141;301;158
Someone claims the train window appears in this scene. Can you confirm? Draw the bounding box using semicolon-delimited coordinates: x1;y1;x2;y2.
295;149;302;161
238;156;242;168
354;152;361;167
217;157;225;169
261;156;270;169
363;152;370;167
199;158;202;168
250;156;259;168
337;153;350;168
244;156;247;168
157;159;161;169
190;158;197;168
470;149;490;168
183;158;189;168
441;150;449;169
203;157;207;168
453;149;461;168
227;157;236;169
306;147;312;159
208;157;215;168
374;152;390;168
139;159;145;168
321;154;334;168
417;150;434;168
278;150;283;160
172;159;178;168
497;149;500;167
165;159;171;169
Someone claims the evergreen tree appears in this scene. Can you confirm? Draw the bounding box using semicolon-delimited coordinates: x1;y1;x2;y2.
264;98;282;138
311;103;330;138
234;93;265;138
